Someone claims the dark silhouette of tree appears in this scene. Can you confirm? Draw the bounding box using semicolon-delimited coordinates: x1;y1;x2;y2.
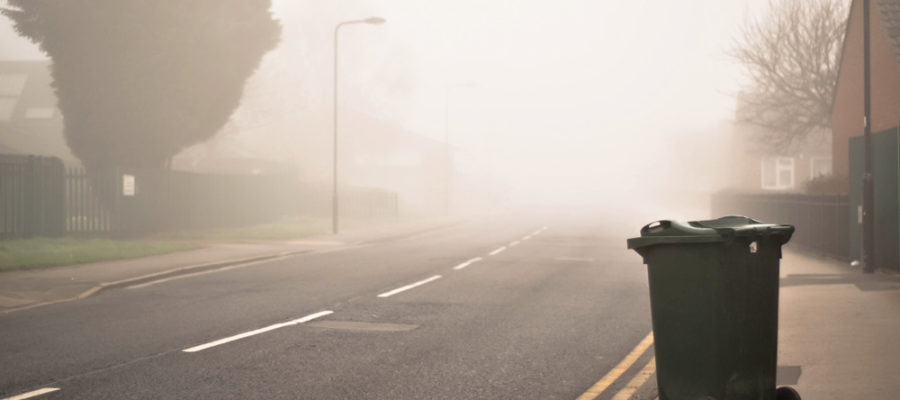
730;0;847;148
2;0;281;170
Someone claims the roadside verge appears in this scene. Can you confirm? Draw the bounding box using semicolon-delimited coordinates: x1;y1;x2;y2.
0;218;462;314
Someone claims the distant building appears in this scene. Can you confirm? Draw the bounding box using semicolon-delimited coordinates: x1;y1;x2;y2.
832;0;900;176
0;60;73;161
729;94;832;192
0;60;455;216
341;110;449;215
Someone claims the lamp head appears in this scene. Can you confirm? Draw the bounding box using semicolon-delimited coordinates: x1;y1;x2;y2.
365;17;386;25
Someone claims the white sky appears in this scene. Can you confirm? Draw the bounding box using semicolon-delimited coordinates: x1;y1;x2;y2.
1;0;767;210
267;0;765;203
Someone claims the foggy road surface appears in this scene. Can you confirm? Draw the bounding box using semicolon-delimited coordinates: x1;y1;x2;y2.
0;218;658;400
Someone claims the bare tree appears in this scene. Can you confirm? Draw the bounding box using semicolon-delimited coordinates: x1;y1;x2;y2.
730;0;848;149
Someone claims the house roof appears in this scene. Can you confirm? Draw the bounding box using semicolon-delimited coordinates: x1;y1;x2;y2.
0;60;57;113
0;60;72;160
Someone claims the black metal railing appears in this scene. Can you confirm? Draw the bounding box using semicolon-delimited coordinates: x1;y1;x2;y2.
1;154;400;239
0;155;65;239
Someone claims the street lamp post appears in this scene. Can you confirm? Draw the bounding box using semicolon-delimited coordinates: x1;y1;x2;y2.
862;0;875;273
443;82;478;215
333;16;385;235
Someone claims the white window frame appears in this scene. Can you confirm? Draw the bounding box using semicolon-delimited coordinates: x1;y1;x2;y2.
809;156;832;179
761;157;795;190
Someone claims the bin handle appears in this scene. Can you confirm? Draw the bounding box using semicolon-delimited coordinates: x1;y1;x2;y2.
641;220;671;235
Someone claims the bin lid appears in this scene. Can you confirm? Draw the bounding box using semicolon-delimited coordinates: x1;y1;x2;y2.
626;215;794;250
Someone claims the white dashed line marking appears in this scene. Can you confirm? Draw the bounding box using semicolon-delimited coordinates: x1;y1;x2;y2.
377;275;443;298
509;240;520;247
183;311;333;353
2;388;60;400
453;257;483;270
488;246;507;256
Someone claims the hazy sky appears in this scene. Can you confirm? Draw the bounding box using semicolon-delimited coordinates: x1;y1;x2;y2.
266;0;765;203
1;0;768;211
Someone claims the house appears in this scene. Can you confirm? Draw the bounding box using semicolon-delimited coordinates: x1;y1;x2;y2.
832;0;900;175
0;60;74;161
341;110;450;216
729;94;833;192
832;0;900;270
0;59;454;217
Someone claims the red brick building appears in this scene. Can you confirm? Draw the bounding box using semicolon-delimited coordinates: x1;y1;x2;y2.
833;0;900;176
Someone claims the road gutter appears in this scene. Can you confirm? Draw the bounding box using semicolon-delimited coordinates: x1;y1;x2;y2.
1;250;310;315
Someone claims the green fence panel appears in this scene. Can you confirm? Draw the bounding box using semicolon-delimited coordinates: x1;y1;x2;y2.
849;127;900;271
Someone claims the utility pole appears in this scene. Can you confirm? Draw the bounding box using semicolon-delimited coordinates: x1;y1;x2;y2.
332;17;385;235
862;0;876;273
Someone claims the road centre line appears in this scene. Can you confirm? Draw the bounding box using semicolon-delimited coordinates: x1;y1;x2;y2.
521;226;546;240
509;240;520;247
377;275;443;298
453;257;483;271
488;246;506;256
611;357;657;400
576;332;654;400
1;388;60;400
182;310;333;353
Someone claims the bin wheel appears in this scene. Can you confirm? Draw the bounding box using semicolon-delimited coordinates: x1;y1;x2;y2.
775;386;801;400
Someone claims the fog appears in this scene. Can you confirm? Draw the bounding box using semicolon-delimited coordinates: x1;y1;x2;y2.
1;0;768;227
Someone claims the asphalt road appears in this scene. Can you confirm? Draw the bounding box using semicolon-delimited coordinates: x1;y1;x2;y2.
0;216;659;399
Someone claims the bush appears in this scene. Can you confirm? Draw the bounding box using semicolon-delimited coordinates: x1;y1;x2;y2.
804;174;848;194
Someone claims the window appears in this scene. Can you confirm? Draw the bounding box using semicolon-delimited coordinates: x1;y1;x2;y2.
810;157;832;179
761;157;794;190
0;98;16;121
0;74;27;96
25;107;54;119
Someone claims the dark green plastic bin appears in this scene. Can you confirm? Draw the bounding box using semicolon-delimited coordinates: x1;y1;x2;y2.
627;216;796;400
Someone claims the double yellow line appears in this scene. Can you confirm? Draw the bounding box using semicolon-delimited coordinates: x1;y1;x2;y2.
577;332;656;400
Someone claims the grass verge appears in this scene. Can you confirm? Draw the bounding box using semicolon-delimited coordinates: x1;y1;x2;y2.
0;238;204;272
163;216;397;242
0;216;396;272
166;217;331;241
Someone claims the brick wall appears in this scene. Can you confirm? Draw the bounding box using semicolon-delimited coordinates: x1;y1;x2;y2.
832;0;900;176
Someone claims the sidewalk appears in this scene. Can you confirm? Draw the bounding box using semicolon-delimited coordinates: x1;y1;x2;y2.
777;248;900;399
641;248;900;400
0;218;461;313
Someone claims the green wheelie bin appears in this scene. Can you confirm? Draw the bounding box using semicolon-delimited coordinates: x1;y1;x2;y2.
627;216;798;400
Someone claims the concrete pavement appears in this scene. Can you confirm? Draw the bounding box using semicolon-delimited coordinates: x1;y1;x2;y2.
639;248;900;400
777;248;900;399
0;218;460;313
